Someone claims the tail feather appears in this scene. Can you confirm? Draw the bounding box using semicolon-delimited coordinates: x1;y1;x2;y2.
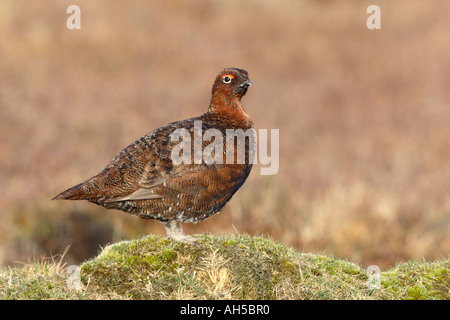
52;182;93;201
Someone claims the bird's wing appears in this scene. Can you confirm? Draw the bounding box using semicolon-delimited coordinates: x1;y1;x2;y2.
103;158;218;203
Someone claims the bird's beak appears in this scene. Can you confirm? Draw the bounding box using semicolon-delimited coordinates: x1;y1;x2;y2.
240;79;252;87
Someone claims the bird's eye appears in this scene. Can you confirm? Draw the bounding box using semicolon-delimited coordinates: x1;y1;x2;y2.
222;75;233;84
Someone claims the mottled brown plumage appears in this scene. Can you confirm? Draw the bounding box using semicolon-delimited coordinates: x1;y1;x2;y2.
53;68;254;243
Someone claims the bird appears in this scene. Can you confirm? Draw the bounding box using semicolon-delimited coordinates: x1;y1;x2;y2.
53;67;254;244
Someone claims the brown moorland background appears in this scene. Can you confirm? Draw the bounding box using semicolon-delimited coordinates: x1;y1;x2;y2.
0;0;449;270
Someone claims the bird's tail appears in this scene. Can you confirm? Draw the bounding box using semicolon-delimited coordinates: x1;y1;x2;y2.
52;182;92;201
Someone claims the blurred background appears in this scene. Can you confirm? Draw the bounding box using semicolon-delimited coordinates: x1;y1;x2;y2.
0;0;449;270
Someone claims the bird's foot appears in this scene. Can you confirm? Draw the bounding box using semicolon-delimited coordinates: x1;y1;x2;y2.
172;234;199;246
164;220;198;246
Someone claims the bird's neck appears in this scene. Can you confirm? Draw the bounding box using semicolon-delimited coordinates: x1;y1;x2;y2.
208;95;253;127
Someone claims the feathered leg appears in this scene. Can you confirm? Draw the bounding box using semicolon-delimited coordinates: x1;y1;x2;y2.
164;220;197;245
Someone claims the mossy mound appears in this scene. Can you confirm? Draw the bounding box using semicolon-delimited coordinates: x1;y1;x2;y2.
81;234;379;299
382;260;449;300
1;233;448;299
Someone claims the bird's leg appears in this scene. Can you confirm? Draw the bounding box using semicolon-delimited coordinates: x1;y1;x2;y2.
164;220;197;245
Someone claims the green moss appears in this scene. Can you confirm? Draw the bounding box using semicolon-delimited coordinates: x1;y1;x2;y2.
78;234;373;299
1;234;448;299
380;260;449;300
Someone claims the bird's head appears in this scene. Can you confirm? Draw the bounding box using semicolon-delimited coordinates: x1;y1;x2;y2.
211;67;252;103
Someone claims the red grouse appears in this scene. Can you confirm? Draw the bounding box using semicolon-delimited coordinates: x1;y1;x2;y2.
53;68;254;243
